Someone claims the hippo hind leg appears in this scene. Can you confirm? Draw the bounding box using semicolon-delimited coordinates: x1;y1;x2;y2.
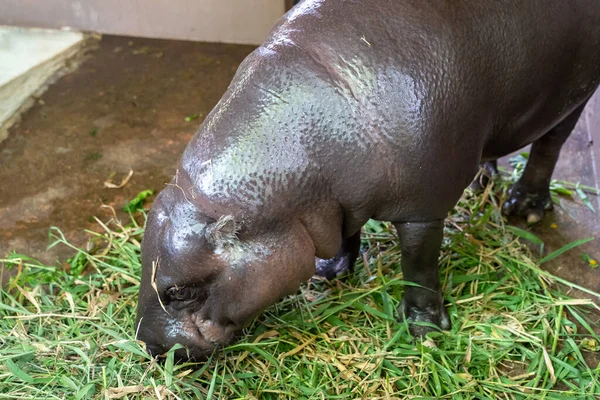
502;102;587;223
314;230;361;280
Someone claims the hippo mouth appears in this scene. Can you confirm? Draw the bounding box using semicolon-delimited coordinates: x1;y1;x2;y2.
189;312;239;346
141;310;241;362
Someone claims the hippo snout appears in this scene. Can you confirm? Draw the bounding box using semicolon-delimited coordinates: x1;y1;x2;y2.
137;312;239;361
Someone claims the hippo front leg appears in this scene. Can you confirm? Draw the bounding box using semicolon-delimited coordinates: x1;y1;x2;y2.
503;102;587;223
394;220;450;337
314;230;361;280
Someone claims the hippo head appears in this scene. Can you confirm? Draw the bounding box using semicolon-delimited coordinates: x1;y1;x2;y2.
135;183;316;361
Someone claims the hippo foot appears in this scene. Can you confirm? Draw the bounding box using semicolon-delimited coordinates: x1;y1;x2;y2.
469;161;498;192
397;293;450;337
502;183;552;224
314;254;354;280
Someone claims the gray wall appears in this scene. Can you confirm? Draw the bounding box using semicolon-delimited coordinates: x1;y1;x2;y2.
0;0;287;45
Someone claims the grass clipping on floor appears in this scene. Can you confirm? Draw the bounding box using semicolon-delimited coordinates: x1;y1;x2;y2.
2;175;600;399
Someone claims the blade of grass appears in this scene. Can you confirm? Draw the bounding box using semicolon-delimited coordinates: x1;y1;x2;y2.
538;237;595;264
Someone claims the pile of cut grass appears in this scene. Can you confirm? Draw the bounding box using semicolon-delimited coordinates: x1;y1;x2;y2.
1;167;600;399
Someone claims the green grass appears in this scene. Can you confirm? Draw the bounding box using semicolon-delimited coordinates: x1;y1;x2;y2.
1;171;600;399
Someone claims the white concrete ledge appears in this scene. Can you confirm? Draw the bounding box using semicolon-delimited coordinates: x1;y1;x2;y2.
0;26;90;143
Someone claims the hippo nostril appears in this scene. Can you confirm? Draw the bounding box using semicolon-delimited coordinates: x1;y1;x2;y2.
224;318;237;330
190;312;208;328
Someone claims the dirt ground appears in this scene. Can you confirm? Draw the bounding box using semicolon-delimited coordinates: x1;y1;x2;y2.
0;34;599;308
0;36;254;270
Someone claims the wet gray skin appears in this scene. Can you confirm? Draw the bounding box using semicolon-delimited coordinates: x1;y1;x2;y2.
136;0;600;361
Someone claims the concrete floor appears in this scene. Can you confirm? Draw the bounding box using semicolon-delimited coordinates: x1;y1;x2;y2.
0;35;599;302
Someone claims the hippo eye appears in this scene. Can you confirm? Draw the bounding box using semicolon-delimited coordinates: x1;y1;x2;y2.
165;286;194;301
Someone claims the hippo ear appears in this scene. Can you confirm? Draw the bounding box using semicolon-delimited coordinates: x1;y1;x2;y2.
204;215;239;247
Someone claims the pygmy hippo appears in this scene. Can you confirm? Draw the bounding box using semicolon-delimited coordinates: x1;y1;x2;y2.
136;0;600;361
